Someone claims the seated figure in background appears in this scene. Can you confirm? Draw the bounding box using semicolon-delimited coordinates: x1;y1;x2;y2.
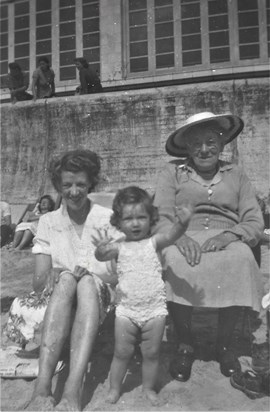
74;57;103;95
13;195;55;251
1;200;12;247
6;62;33;104
32;56;55;101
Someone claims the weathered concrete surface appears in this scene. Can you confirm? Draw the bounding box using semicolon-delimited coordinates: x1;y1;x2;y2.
1;78;269;204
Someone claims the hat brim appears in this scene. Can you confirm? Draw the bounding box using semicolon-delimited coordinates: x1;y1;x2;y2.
165;114;244;157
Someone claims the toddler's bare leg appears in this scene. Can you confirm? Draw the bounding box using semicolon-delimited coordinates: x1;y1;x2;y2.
141;316;166;405
107;316;138;404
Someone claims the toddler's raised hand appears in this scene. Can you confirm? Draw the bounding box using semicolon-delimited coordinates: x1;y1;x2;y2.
174;202;194;226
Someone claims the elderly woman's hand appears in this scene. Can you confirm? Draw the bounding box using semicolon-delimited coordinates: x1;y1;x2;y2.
201;232;240;252
176;234;201;266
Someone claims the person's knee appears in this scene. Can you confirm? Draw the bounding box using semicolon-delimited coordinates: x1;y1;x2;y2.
79;275;99;297
141;343;160;360
55;272;77;299
114;342;134;360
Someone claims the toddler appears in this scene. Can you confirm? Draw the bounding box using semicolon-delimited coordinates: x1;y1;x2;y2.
93;186;193;405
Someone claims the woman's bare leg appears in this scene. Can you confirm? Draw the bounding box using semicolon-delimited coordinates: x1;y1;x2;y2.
12;230;24;248
141;317;166;405
14;229;34;250
55;275;101;411
107;317;137;404
29;273;77;402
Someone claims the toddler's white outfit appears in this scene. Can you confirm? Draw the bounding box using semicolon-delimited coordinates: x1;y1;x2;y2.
116;237;168;328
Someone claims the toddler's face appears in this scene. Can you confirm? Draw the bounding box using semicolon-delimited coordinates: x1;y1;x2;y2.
119;203;151;241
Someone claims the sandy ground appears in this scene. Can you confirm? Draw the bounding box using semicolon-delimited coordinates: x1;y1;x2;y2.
1;246;269;412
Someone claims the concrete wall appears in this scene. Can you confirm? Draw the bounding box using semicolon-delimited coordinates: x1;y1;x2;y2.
1;78;269;205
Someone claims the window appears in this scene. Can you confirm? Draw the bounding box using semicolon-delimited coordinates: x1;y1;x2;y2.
0;4;8;88
36;0;52;65
125;0;269;77
14;1;30;73
59;0;76;81
82;0;101;75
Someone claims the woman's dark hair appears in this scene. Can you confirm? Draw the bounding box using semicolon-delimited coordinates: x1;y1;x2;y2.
110;186;159;228
38;56;50;66
38;195;55;212
9;62;22;71
50;149;101;193
74;57;89;68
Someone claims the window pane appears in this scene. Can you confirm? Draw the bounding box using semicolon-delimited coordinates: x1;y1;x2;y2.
130;26;147;41
36;0;51;12
83;4;99;18
15;30;29;44
1;19;8;32
60;22;75;36
36;12;51;26
182;34;201;51
15;16;29;30
83;18;99;33
60;7;75;22
60;66;76;80
0;47;8;60
0;6;8;19
239;27;259;43
210;47;230;62
83;47;100;62
0;60;8;74
130;56;148;72
181;3;200;19
129;11;147;26
83;33;99;48
0;33;8;47
156;38;174;53
15;43;29;58
238;0;258;11
155;6;173;23
36;40;51;54
208;0;227;15
156;53;174;68
130;41;148;57
239;44;259;59
83;0;100;3
36;26;51;40
209;15;228;31
15;2;29;16
60;51;76;66
60;0;75;7
129;0;147;11
182;50;201;66
155;0;172;7
155;22;174;38
210;31;229;47
182;19;200;35
238;11;258;27
60;36;76;51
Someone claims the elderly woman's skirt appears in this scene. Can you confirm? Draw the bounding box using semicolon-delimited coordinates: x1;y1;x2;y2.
162;229;263;312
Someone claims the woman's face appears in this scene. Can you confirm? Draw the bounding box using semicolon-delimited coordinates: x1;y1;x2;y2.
75;61;83;70
39;198;51;214
39;60;49;71
60;171;91;212
185;127;224;173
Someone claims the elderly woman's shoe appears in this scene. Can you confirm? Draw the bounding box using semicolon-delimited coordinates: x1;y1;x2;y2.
216;346;240;377
230;370;266;399
169;348;194;382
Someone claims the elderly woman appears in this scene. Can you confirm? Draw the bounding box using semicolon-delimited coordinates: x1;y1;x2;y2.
153;112;264;382
25;150;121;411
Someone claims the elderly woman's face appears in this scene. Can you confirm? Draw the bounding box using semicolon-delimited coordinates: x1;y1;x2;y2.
60;171;91;212
185;127;224;173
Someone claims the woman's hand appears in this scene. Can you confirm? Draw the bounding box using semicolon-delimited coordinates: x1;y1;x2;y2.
44;268;63;293
201;232;239;253
72;265;92;282
176;234;201;266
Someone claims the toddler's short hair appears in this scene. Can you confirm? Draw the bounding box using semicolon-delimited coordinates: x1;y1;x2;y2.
110;186;159;228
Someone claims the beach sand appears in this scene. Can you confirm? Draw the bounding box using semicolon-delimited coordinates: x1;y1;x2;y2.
1;246;269;412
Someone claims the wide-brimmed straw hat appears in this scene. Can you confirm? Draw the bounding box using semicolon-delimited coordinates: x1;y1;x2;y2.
165;112;244;157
